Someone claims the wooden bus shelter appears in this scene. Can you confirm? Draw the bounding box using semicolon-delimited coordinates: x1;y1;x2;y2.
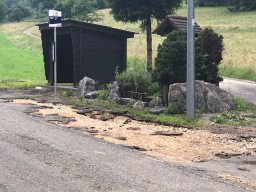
38;19;135;86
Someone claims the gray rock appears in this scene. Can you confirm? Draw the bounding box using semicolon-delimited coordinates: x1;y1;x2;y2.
85;91;98;99
133;101;146;109
168;81;235;113
149;96;163;108
108;81;120;102
78;77;96;98
150;107;165;115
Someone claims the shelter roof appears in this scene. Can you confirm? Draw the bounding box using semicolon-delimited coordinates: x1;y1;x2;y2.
38;19;136;38
153;15;202;36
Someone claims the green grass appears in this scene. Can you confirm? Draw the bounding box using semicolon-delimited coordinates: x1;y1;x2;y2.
0;32;46;88
209;98;256;126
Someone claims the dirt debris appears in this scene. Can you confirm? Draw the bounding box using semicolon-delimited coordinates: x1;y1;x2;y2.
11;99;256;163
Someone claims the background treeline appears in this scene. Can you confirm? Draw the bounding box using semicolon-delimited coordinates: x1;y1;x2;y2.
1;0;256;23
0;0;110;22
195;0;256;12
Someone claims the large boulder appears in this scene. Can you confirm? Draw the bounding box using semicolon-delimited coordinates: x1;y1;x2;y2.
108;81;121;102
168;81;235;113
78;77;96;98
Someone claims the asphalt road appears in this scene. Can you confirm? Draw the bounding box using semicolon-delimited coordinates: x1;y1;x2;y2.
220;78;256;105
0;100;252;192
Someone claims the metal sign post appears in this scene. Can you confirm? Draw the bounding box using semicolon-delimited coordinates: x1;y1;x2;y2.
49;9;62;96
186;0;195;120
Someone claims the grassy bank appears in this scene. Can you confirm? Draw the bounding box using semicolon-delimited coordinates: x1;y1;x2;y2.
0;28;45;88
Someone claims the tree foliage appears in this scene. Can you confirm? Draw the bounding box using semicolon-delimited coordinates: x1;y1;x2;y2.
153;29;224;86
196;0;228;7
71;0;100;22
109;0;182;72
228;0;256;12
0;0;6;22
8;4;30;22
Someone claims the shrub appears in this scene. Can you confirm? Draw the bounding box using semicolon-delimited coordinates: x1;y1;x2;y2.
197;28;224;85
116;57;159;97
153;30;187;86
153;28;224;87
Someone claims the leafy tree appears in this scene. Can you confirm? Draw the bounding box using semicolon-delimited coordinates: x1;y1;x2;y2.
109;0;182;72
195;0;228;6
72;0;100;22
8;4;30;22
153;29;223;87
96;0;109;9
54;0;73;18
0;0;6;22
30;0;56;10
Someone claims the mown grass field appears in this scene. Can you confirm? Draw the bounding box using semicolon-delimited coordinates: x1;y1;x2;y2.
0;21;45;88
0;5;256;89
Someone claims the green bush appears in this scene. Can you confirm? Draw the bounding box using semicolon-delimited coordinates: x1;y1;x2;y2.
197;28;224;85
116;57;159;97
153;28;224;87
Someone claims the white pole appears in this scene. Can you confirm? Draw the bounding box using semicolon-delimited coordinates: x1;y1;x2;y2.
186;0;195;120
54;27;57;96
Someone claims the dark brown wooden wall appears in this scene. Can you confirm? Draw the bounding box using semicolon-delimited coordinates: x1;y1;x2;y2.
72;27;126;83
41;26;127;85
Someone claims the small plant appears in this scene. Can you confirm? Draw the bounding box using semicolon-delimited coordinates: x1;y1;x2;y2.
235;97;252;111
165;103;185;114
97;89;110;100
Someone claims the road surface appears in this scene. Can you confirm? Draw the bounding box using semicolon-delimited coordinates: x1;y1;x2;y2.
220;78;256;105
0;100;252;192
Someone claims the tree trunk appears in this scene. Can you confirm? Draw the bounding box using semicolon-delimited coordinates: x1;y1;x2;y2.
146;17;153;72
162;84;169;106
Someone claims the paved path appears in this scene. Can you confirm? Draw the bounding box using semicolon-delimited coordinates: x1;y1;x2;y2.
23;27;40;39
0;100;251;192
220;78;256;105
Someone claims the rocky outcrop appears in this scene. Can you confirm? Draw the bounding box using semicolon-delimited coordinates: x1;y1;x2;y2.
78;77;96;98
168;81;235;113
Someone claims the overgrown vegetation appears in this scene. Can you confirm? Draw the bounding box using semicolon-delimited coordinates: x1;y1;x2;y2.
116;57;160;97
209;98;256;126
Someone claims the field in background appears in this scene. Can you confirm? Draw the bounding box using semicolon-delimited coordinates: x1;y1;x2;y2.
97;7;256;81
0;6;256;88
